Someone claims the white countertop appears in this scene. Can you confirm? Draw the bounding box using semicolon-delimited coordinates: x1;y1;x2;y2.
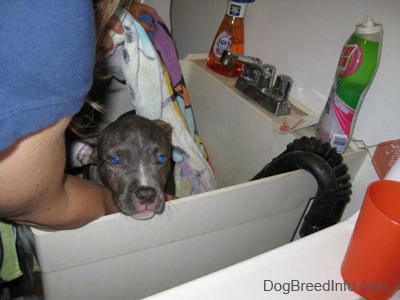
145;212;400;299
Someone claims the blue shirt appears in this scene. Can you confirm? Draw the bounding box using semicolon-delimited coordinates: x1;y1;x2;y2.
0;0;96;151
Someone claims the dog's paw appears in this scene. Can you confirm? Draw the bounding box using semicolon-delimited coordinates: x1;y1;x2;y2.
70;138;97;167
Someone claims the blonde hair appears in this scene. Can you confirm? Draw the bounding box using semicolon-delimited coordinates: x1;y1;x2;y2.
70;0;128;136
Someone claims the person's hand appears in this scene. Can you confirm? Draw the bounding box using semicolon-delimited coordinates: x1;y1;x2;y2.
96;14;124;62
96;3;157;62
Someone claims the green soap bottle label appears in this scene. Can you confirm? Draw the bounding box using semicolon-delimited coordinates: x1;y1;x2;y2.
336;35;380;110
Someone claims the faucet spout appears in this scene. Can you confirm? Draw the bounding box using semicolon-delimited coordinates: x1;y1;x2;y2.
220;50;262;67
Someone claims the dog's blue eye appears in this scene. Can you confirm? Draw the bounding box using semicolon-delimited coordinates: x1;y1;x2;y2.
156;154;166;164
111;156;120;165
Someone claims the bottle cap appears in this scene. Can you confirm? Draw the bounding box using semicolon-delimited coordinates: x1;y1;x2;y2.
356;16;382;34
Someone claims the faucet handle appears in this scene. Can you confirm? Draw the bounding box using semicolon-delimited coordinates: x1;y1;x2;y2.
271;74;293;102
241;57;263;82
255;64;276;93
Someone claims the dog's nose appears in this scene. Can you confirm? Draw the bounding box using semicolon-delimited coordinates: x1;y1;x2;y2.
135;187;156;204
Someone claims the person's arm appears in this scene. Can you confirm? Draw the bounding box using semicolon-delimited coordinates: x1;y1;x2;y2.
0;116;119;231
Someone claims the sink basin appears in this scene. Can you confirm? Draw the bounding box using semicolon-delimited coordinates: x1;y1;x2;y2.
32;59;367;300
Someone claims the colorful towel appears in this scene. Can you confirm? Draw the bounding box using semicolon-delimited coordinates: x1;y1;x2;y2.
140;12;216;178
98;7;217;197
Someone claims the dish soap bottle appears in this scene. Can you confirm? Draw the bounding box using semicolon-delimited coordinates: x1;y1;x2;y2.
206;0;255;77
316;16;383;153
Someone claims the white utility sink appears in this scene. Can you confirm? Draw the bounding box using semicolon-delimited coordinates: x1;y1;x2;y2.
32;59;367;300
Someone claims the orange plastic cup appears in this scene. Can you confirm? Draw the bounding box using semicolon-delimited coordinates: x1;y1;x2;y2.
341;180;400;300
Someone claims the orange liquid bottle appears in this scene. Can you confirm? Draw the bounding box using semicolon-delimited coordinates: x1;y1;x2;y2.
207;0;254;77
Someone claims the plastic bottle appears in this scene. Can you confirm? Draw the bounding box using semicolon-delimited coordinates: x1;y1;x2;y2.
206;0;255;77
316;16;383;153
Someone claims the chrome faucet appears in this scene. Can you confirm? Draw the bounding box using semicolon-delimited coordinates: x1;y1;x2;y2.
220;50;261;67
220;50;292;116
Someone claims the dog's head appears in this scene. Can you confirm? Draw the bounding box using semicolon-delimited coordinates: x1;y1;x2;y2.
71;113;173;219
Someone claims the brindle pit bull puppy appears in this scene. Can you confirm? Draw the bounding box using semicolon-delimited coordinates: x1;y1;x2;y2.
71;111;174;219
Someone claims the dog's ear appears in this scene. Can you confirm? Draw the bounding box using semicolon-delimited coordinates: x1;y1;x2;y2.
153;120;173;139
69;136;98;167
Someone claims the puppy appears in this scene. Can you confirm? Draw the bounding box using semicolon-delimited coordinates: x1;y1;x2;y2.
70;111;174;219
